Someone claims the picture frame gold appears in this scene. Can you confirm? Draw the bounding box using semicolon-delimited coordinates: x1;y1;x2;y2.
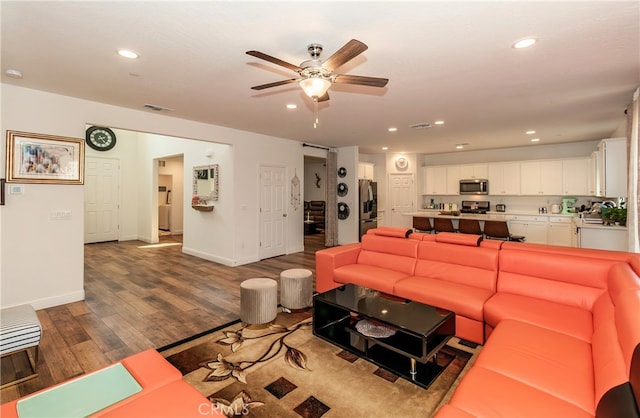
5;130;84;184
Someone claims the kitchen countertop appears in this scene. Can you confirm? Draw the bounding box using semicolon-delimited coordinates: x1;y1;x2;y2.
407;210;578;221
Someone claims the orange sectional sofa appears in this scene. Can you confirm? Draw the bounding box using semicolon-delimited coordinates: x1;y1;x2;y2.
1;349;215;418
315;227;640;417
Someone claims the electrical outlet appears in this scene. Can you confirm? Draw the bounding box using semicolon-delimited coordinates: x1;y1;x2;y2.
49;210;72;220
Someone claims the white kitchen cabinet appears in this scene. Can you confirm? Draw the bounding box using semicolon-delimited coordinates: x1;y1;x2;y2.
562;158;589;196
422;166;447;195
597;137;627;198
520;160;563;195
508;215;548;244
358;163;375;180
579;225;628;251
446;165;461;195
459;164;488;180
421;165;458;195
588;151;600;196
547;216;573;247
488;162;521;195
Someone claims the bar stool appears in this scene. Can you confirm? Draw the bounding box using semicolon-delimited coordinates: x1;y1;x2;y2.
434;218;456;233
412;217;433;233
483;220;525;242
458;218;482;235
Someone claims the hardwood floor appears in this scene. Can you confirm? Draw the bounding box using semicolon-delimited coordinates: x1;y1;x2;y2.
1;233;326;403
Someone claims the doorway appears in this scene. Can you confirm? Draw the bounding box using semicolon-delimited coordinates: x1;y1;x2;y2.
303;155;327;246
389;173;415;228
85;156;120;243
259;165;287;259
156;155;184;238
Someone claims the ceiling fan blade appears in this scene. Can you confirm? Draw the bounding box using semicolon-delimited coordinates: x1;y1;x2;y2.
250;78;299;90
322;39;368;71
317;92;330;102
334;74;389;88
246;50;302;72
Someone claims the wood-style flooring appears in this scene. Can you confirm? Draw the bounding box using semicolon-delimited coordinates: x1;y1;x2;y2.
1;233;326;403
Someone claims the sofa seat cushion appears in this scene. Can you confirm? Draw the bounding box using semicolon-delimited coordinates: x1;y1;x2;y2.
475;319;595;414
333;265;410;295
443;365;593;418
484;292;593;342
97;380;213;417
394;277;493;321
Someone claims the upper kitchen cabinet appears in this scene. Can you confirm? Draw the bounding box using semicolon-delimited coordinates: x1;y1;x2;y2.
421;166;458;195
562;158;589;196
588;151;600;196
597;137;627;198
520;160;563;195
459;164;488;180
488;162;521;195
358;163;375;180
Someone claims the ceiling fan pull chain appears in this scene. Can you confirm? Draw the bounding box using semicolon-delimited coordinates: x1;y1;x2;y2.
313;98;319;128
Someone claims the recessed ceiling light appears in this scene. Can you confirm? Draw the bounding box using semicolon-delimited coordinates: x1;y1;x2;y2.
381;147;389;151
526;130;536;135
117;49;139;59
388;127;397;132
286;104;297;109
512;38;537;49
434;120;445;125
530;138;541;142
456;144;465;149
5;69;23;79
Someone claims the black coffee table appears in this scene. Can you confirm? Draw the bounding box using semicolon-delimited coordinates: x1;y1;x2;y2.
313;284;455;389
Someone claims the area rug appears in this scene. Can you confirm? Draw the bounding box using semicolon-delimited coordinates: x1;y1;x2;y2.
160;310;480;417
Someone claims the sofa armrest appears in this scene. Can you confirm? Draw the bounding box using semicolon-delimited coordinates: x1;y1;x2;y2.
315;243;361;293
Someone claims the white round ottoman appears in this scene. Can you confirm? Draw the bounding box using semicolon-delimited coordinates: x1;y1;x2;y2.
280;268;313;310
240;278;278;325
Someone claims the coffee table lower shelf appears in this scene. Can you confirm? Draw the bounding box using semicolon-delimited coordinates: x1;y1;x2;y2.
313;315;454;389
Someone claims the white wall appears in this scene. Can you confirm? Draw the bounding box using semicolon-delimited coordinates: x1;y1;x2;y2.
337;146;359;244
0;84;305;309
304;162;327;202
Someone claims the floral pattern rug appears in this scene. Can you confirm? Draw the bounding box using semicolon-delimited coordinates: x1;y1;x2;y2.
161;310;479;417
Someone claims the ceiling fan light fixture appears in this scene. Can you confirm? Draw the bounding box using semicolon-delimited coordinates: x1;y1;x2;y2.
299;77;331;99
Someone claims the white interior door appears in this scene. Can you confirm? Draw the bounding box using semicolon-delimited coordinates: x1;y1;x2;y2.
389;173;415;227
85;156;120;243
259;165;286;259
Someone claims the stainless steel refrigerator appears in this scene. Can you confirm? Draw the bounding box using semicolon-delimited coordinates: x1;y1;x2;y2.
359;179;378;240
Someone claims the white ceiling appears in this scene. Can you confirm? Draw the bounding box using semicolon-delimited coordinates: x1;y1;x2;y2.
2;1;638;154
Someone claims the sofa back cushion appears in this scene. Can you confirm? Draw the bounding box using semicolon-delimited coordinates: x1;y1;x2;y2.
497;248;615;310
357;234;418;276
415;239;499;291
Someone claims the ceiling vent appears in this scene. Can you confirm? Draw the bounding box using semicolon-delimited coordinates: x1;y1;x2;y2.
410;122;432;129
144;103;173;112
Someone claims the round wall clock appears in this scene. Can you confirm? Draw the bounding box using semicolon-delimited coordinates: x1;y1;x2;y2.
395;157;408;169
86;126;117;151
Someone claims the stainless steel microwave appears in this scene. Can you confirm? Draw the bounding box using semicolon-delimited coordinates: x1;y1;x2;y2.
459;179;488;195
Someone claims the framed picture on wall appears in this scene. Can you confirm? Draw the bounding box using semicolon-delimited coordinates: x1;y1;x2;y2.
5;130;85;184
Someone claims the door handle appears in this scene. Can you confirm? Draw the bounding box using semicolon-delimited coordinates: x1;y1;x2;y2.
283;214;287;217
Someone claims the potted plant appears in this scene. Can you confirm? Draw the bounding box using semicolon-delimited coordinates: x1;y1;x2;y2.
602;207;627;226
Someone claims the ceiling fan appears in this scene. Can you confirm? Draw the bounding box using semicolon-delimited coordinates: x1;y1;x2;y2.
246;39;389;103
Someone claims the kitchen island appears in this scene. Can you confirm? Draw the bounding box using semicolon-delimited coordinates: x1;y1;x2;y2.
405;210;578;246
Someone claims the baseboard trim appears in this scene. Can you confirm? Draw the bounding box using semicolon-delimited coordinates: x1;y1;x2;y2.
9;290;86;310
